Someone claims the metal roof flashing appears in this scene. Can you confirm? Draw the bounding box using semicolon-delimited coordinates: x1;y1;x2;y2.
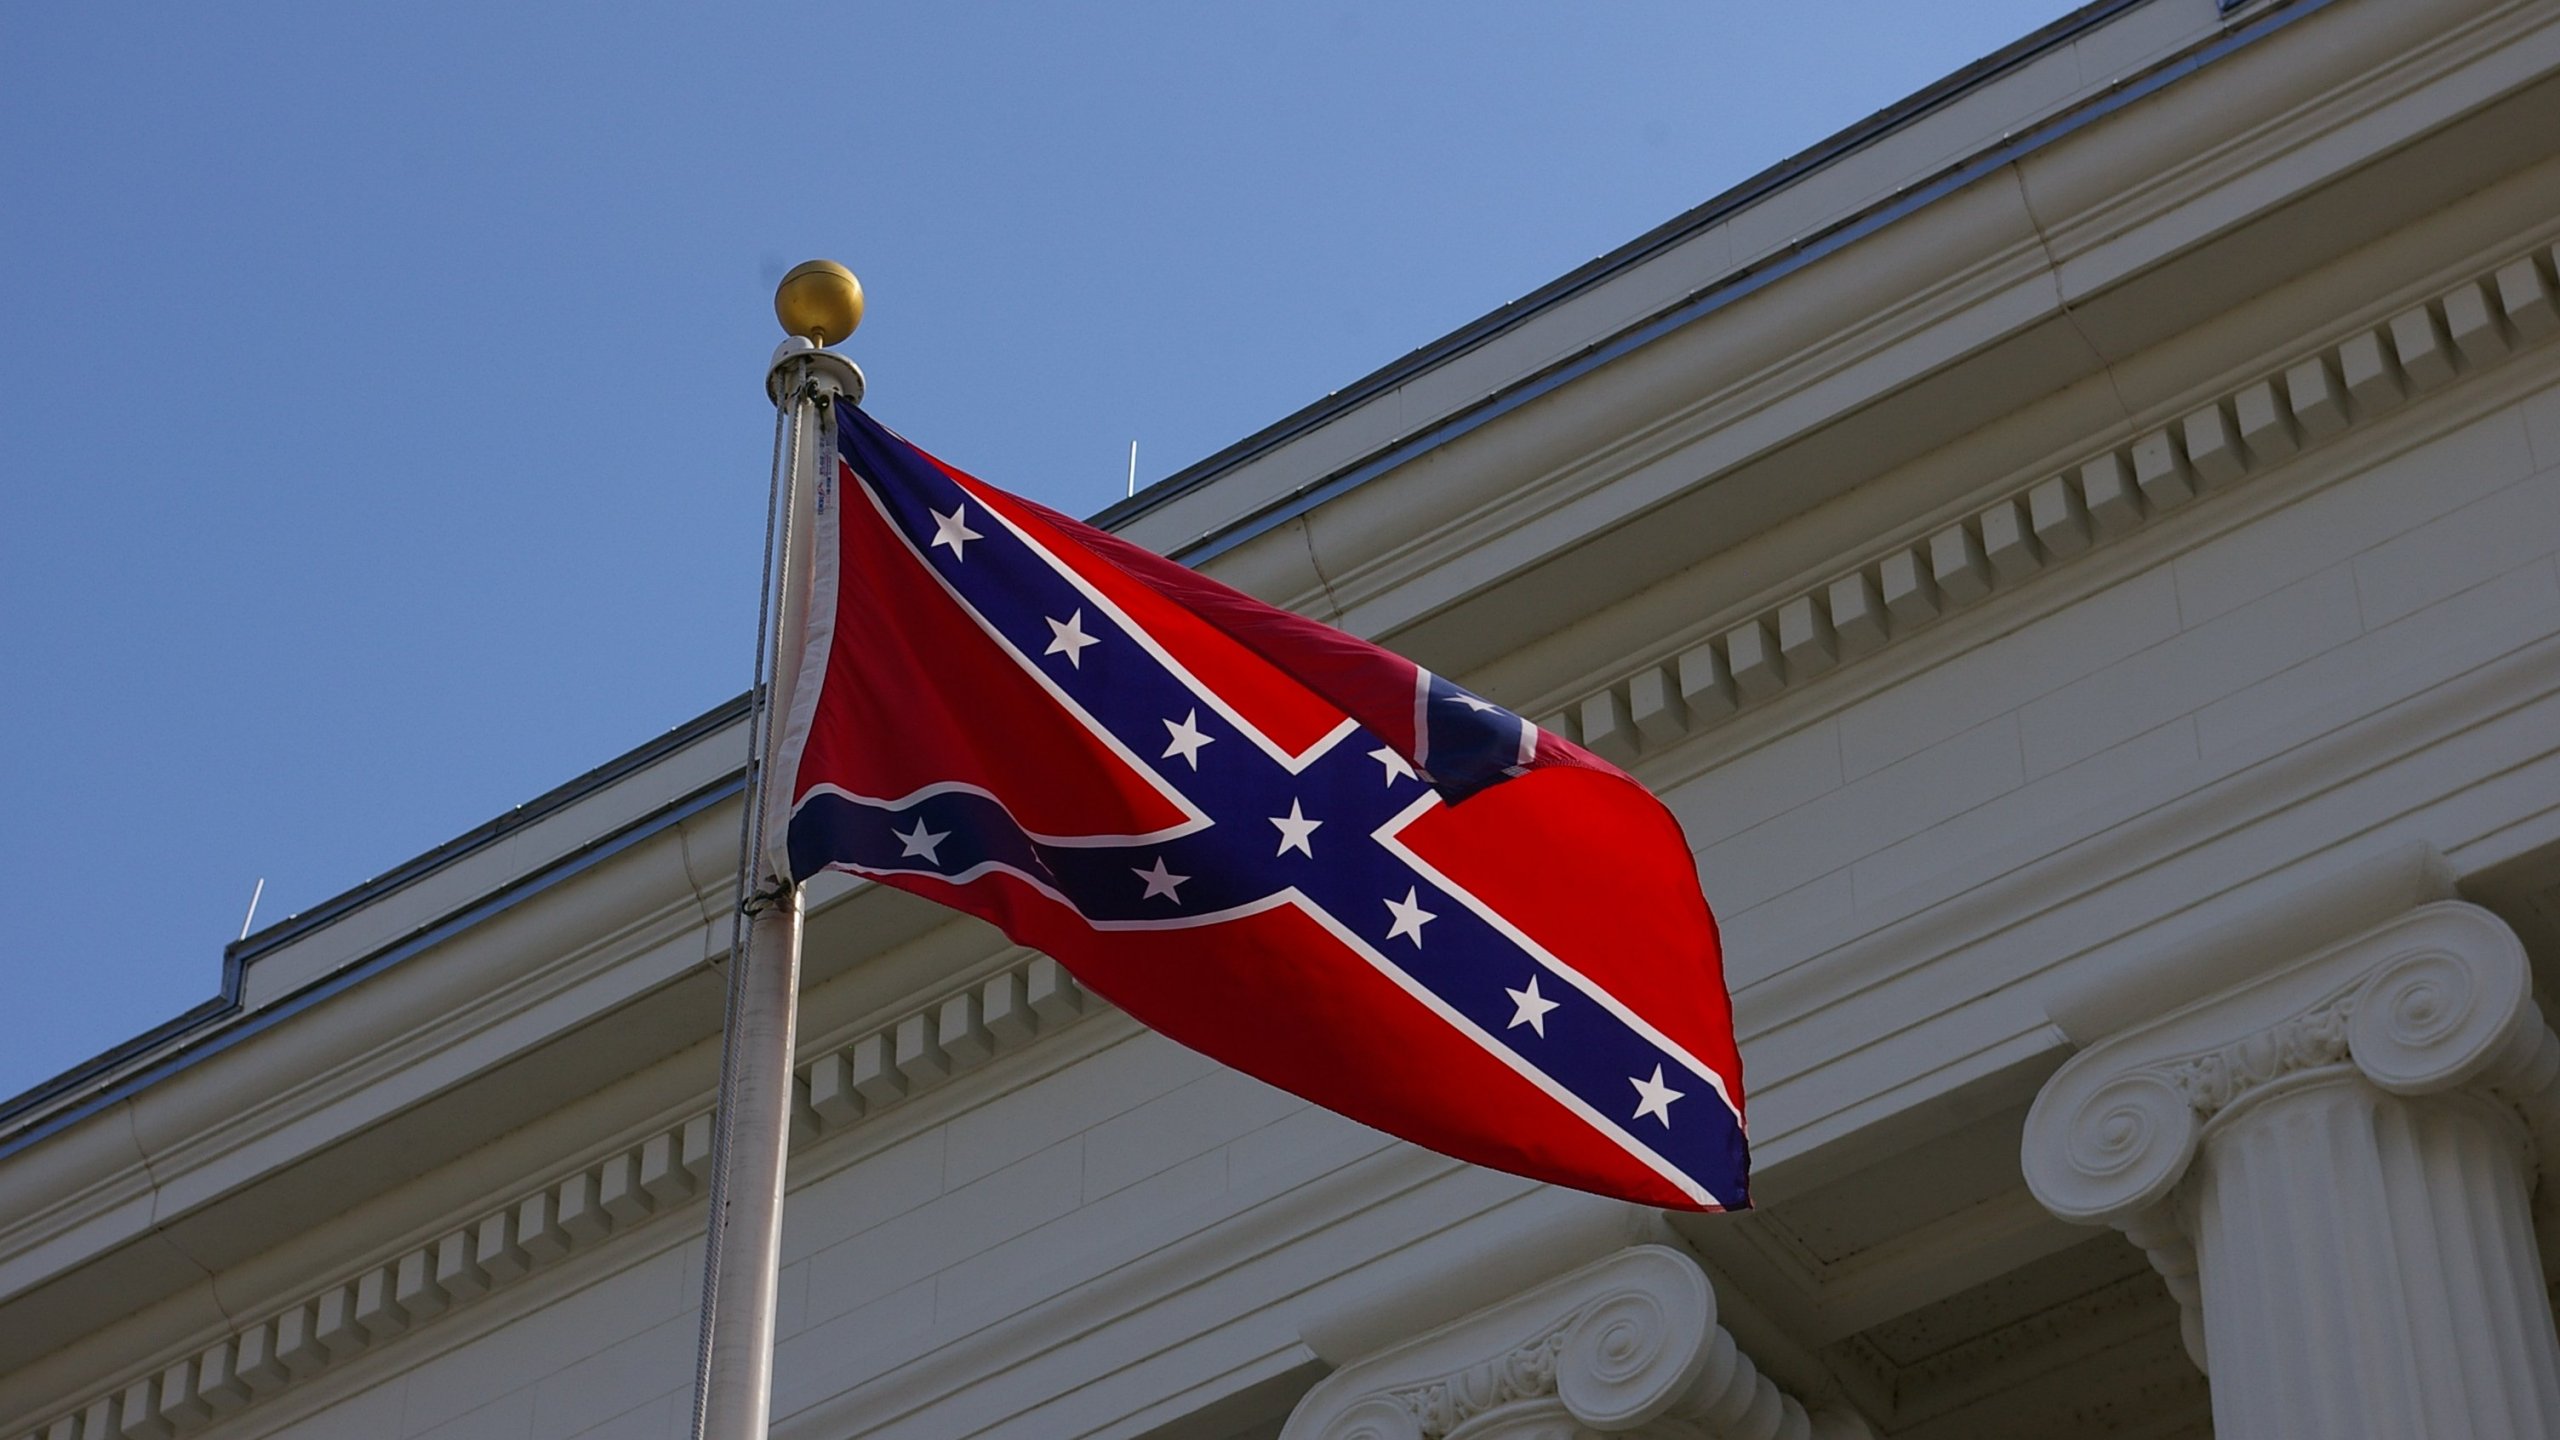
1095;0;2188;552
0;700;749;1151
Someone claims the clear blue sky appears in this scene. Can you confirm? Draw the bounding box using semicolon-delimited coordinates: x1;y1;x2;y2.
0;2;2083;1102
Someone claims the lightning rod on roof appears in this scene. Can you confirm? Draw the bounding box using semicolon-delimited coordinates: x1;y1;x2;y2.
236;876;266;942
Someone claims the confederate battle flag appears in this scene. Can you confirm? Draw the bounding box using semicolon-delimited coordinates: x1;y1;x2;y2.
774;403;1749;1211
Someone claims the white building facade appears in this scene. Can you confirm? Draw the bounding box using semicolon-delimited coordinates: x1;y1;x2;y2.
10;1;2560;1435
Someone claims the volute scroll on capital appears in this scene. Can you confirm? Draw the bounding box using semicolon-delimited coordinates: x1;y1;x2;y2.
2023;901;2548;1227
1283;1244;1873;1440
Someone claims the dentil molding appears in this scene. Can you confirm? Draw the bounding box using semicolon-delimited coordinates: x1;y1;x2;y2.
1281;1244;1871;1440
10;952;1097;1440
1545;237;2560;767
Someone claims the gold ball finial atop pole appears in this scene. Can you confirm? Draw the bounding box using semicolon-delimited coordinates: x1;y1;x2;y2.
774;259;864;347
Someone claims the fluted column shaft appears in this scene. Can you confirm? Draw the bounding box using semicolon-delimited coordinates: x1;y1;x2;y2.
2184;1074;2560;1438
2024;903;2560;1440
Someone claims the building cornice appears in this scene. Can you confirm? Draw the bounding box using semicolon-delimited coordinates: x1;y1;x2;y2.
3;0;2289;1163
11;249;2556;1440
1200;0;2557;682
14;0;2537;1180
7;1;2560;1427
1115;0;2350;574
1087;0;2183;547
1543;234;2560;769
32;0;2522;1159
0;951;1103;1439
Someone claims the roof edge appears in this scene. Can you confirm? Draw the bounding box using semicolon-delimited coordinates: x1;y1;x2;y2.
0;695;750;1129
1085;0;2164;534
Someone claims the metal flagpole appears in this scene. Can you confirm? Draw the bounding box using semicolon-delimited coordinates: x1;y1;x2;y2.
689;261;865;1440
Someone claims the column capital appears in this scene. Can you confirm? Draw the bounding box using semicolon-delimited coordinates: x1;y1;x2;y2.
1281;1245;1870;1440
2025;902;2548;1228
2024;900;2560;1433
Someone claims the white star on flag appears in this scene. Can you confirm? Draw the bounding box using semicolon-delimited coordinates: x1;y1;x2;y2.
1505;974;1560;1037
1270;799;1322;857
1384;887;1436;945
929;504;983;560
1368;745;1418;785
1445;693;1501;712
1045;610;1099;667
1161;710;1214;769
1134;856;1189;903
892;818;949;865
1630;1065;1683;1126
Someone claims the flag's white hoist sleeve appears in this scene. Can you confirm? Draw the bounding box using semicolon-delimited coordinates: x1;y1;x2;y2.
763;390;840;888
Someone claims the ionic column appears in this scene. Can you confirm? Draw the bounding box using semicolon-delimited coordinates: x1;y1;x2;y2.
2024;902;2560;1440
1280;1244;1872;1440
